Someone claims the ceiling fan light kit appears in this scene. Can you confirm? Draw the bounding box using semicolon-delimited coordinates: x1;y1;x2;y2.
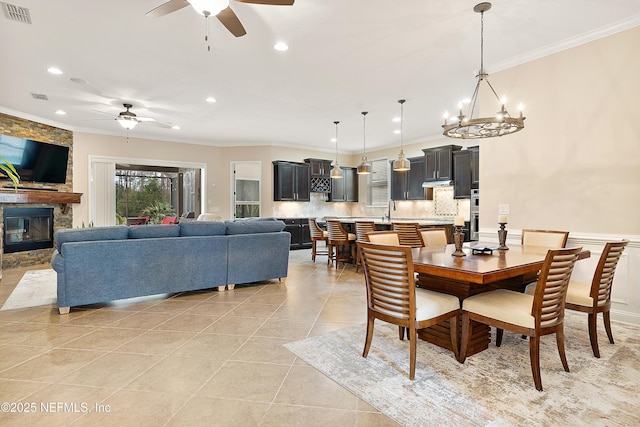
442;2;525;139
117;103;138;130
187;0;230;16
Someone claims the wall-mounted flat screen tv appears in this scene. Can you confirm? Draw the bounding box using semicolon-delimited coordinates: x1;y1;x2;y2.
0;134;69;184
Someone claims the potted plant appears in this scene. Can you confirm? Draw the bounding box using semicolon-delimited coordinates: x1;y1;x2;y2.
0;156;19;191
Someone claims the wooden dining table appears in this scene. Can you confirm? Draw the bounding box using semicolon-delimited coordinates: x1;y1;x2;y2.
411;244;590;357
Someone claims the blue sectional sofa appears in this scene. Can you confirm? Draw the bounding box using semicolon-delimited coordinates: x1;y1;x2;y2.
50;219;290;314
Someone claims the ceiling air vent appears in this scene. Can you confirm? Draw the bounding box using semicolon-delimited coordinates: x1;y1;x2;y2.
31;93;48;101
1;2;31;24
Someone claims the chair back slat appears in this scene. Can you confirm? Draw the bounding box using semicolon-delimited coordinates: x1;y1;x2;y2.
522;229;569;248
308;218;326;239
359;242;415;320
591;240;628;307
532;247;582;328
327;220;348;242
355;221;376;242
392;223;423;248
420;228;448;247
366;231;400;245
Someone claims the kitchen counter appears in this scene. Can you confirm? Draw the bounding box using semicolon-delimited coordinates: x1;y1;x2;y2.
324;216;455;226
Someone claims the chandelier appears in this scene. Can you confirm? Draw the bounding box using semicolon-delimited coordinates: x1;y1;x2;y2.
442;2;525;139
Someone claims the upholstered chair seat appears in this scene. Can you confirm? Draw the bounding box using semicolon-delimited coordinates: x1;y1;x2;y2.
464;290;536;329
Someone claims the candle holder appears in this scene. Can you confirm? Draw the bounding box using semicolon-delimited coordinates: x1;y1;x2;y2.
498;222;509;250
452;225;466;257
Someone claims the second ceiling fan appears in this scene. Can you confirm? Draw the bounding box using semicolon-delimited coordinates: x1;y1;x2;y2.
146;0;294;38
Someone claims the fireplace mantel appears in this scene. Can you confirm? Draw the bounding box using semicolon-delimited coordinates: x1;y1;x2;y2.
0;189;82;213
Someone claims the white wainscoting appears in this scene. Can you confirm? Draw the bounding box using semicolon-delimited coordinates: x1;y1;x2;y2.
477;229;640;326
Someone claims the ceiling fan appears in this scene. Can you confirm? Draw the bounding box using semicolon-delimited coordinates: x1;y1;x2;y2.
146;0;295;38
95;103;172;131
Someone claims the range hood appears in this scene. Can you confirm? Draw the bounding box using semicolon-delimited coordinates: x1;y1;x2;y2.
422;180;454;188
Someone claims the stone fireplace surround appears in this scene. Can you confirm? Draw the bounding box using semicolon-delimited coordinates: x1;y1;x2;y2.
0;112;75;270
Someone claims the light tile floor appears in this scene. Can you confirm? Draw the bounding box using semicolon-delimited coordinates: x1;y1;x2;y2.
0;249;399;426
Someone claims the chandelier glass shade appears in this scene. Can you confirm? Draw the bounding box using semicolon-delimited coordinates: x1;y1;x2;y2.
357;111;372;174
442;2;525;140
392;99;410;171
331;121;344;179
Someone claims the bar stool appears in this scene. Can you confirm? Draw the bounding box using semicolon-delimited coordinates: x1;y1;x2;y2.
308;218;328;262
326;220;356;269
355;221;376;273
392;222;423;248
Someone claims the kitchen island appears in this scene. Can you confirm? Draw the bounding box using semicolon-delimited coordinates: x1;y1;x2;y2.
324;216;458;243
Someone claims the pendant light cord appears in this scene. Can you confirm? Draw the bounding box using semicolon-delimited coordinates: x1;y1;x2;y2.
362;112;368;155
334;121;340;162
398;99;405;150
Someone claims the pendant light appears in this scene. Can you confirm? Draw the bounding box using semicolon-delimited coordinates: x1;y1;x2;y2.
357;111;372;174
330;121;344;179
392;99;410;171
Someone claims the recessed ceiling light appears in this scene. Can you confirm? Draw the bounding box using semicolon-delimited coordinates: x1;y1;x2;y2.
206;97;217;103
47;67;63;75
172;125;180;130
330;138;337;143
392;117;401;123
393;129;401;134
55;110;66;115
274;42;288;51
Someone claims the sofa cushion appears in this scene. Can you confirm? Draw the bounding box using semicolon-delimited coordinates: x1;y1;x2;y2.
55;226;130;252
180;221;227;236
225;219;286;235
129;224;180;239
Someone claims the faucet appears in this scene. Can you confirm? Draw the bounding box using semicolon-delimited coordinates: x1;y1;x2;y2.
385;200;396;221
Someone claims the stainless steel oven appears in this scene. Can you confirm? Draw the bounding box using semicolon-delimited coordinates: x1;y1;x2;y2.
470;189;479;241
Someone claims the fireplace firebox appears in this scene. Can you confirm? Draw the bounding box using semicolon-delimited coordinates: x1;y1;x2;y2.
2;207;54;254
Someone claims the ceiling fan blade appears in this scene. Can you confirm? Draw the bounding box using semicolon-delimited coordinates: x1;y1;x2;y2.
146;0;190;17
217;6;247;37
136;117;156;122
234;0;294;5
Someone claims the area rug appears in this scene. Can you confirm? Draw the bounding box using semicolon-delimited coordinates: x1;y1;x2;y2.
1;269;57;311
284;313;640;427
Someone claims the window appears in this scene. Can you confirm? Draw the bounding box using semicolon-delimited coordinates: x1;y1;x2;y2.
367;158;389;207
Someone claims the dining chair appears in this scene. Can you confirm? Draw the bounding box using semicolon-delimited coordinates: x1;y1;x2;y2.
392;222;423;248
522;229;569;248
419;228;448;247
365;231;400;245
358;241;460;380
326;220;356;269
561;240;627;357
459;246;582;391
355;221;376;273
308;218;329;262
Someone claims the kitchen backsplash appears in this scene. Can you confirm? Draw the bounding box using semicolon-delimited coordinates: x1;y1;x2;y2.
272;187;471;221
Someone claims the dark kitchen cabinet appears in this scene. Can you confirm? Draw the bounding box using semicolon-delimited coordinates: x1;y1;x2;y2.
304;158;332;193
453;150;472;199
390;156;426;200
423;145;462;182
329;167;358;202
278;218;312;249
273;161;310;201
453;146;479;199
470;146;480;189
